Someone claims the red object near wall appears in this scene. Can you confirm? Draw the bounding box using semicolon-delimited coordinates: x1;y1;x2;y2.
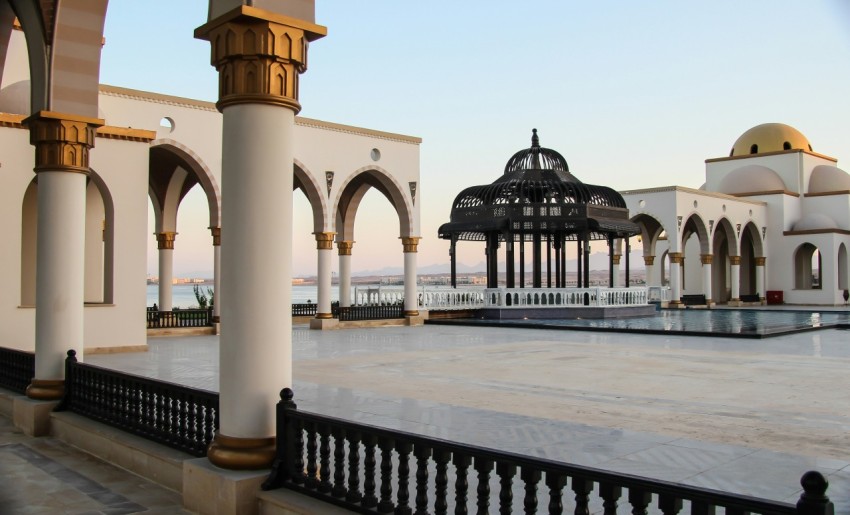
766;291;783;305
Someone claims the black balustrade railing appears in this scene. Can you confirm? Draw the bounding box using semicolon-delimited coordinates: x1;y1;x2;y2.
57;350;218;457
264;388;834;515
338;304;403;322
0;347;34;394
147;308;213;329
292;303;318;316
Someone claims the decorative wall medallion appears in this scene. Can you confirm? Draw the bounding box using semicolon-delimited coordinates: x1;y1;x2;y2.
409;181;417;205
325;171;334;196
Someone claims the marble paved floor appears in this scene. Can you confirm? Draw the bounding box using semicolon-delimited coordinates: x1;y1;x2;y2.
0;415;188;514
86;323;850;511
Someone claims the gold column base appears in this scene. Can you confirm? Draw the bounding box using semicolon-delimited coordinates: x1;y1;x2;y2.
315;313;334;320
207;434;275;470
211;315;221;323
403;310;420;317
26;379;65;400
668;300;682;308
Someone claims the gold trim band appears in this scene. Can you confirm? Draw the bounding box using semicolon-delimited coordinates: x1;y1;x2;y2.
401;237;421;253
729;256;741;266
315;313;334;320
754;257;766;266
210;227;221;246
643;256;655;266
611;255;621;265
701;254;713;265
668;252;684;265
314;232;335;250
337;241;354;256
24;111;104;174
26;379;65;400
404;310;420;317
156;232;177;250
206;434;275;470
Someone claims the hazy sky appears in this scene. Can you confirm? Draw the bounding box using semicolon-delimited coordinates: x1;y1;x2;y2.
99;1;850;277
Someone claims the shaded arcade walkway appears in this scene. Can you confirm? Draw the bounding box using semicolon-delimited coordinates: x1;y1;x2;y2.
85;322;850;511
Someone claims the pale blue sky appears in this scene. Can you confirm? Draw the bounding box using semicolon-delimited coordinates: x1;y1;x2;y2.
100;1;850;277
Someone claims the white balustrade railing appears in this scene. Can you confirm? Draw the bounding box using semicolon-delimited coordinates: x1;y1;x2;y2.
647;286;671;302
483;287;649;308
354;286;486;310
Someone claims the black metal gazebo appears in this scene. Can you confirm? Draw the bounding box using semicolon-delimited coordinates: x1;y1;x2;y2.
438;129;639;289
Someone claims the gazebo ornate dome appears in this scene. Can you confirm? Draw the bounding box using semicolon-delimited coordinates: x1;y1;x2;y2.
730;123;812;157
808;165;850;194
717;164;786;195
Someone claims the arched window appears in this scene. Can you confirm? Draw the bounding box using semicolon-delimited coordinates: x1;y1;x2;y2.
750;144;759;154
794;243;821;290
783;141;792;151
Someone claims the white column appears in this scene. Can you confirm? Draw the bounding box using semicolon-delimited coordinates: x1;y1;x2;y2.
669;253;683;305
156;232;176;311
612;255;621;288
338;241;353;307
211;227;221;323
25;111;102;400
402;237;421;316
644;256;655;286
755;257;766;301
315;232;334;318
730;255;741;302
701;254;713;304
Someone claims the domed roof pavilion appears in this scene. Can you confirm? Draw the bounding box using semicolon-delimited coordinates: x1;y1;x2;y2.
439;129;640;289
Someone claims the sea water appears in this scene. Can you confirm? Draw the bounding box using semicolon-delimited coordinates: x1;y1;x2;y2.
146;284;330;308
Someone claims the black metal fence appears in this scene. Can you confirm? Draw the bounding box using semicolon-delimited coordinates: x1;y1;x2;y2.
147;308;213;329
263;388;834;515
338;305;404;322
57;350;218;457
0;347;34;395
292;303;318;316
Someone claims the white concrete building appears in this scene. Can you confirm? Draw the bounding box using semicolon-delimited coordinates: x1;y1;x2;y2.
624;122;849;306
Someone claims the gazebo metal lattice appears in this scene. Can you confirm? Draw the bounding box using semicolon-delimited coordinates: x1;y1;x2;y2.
438;129;639;289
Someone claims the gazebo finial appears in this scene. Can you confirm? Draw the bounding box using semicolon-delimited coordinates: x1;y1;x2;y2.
531;128;539;148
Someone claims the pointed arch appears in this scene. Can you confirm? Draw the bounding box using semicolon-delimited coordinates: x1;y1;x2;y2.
332;165;414;240
150;139;221;228
838;243;848;291
293;159;327;233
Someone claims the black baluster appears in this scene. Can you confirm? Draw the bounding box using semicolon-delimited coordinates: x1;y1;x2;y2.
306;422;319;489
186;394;197;451
658;494;683;514
291;420;306;486
169;394;178;445
362;434;379;509
453;454;472;515
797;471;834;515
346;431;362;504
414;444;431;515
497;463;517;515
203;402;216;452
545;472;566;515
433;449;451;515
599;483;621;515
318;424;332;493
155;388;165;440
396;441;413;515
521;468;541;515
377;437;395;513
332;427;347;499
474;458;494;515
571;477;592;515
689;501;715;515
628;488;651;515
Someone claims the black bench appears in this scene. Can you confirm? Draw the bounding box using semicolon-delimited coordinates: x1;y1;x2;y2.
740;293;761;303
681;294;707;306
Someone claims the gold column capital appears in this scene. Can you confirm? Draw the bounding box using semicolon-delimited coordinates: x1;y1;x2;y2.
729;255;741;266
701;254;713;265
314;232;335;250
754;256;766;266
401;237;421;253
210;226;221;246
156;232;178;250
612;254;621;265
669;252;684;265
337;240;354;256
643;256;655;266
23;111;104;174
195;6;327;113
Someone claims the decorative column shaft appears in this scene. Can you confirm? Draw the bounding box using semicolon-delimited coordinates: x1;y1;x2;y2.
25;111;103;400
730;255;741;302
611;254;621;288
644;255;655;287
401;237;421;316
196;6;325;470
211;227;221;323
315;232;335;318
156;232;177;311
755;256;766;301
701;254;713;304
338;241;353;307
668;253;683;306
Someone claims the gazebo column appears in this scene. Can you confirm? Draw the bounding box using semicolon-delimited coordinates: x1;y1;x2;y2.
211;227;221;327
449;237;457;288
156;232;177;311
554;236;561;288
197;8;325;469
338;241;354;307
25;112;103;400
546;235;552;288
583;234;590;288
701;254;713;305
311;232;337;329
519;237;525;288
729;255;742;306
560;236;567;286
755;257;766;303
611;255;621;288
624;237;631;288
644;256;655;286
669;252;683;307
402;237;421;318
532;233;542;288
607;235;615;287
576;239;583;288
505;236;515;289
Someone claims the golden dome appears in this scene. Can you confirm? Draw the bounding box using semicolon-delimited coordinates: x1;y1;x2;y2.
730;123;812;157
